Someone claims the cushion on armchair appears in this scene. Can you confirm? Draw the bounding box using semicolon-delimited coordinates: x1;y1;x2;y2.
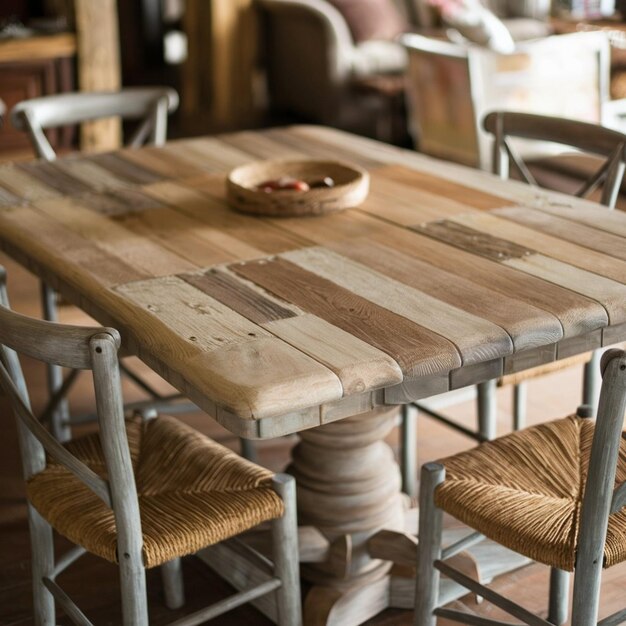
327;0;409;43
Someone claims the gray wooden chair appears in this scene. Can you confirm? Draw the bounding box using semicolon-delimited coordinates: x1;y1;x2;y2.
398;111;626;497
10;88;180;442
415;348;626;626
0;265;302;626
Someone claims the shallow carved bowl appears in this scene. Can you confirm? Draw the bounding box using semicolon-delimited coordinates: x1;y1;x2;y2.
226;159;370;217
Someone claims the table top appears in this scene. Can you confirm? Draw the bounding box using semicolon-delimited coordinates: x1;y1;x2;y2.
1;125;625;438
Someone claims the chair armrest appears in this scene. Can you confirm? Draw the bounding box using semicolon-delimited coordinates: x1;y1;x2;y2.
257;0;355;83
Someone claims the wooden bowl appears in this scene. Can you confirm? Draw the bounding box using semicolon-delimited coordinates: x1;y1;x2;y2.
226;160;370;217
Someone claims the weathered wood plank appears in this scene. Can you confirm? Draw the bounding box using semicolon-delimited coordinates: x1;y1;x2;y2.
367;226;608;338
282;246;514;365
180;268;298;325
494;206;626;261
531;203;626;238
120;146;208;180
503;254;626;325
88;153;165;185
412;219;533;262
0;164;61;202
17;161;94;196
114;275;344;418
328;238;564;352
143;178;310;257
454;212;626;283
0;205;148;287
231;256;463;377
374;164;510;211
33;196;197;276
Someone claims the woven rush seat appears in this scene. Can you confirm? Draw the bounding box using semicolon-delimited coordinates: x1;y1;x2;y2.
27;415;284;568
435;415;626;572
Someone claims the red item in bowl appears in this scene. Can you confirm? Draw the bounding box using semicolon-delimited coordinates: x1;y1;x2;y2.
256;177;310;192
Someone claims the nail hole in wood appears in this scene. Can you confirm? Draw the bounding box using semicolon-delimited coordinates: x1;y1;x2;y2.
95;347;102;354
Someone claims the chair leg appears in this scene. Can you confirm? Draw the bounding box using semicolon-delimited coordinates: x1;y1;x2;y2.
512;382;527;431
41;281;71;442
271;474;302;626
119;550;148;625
400;404;418;498
240;438;257;462
415;463;445;626
161;558;185;610
582;350;602;413
571;553;603;626
28;506;55;626
548;567;569;625
477;379;497;440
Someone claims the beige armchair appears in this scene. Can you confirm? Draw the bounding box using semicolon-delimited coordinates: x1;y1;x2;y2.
258;0;412;137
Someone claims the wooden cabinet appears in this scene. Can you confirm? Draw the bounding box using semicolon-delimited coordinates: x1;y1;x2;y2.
0;34;76;156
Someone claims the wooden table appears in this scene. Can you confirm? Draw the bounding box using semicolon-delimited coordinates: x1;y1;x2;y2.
1;125;626;625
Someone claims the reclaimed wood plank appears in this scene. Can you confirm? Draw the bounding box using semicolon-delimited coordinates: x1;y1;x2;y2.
373;164;509;211
531;203;626;238
114;275;344;418
80;188;166;217
218;131;310;161
180;267;404;395
52;158;133;193
179;137;260;171
231;256;463;377
363;168;481;226
17;161;94;196
282;247;514;365
412;219;533;262
494;206;626;261
33;196;197;276
328;238;564;352
453;212;626;283
503;254;626;325
180;268;298;325
0;206;148;287
144;178;310;255
366;226;608;337
88;153;165;185
120;146;208;180
264;314;404;396
0;165;61;202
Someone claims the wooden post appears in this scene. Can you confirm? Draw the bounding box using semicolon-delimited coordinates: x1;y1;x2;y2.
182;0;260;133
73;0;122;152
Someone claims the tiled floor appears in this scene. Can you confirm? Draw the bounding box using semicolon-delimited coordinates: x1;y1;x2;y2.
1;252;624;625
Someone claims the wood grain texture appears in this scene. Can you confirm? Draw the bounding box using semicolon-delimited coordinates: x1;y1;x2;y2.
328;238;564;352
231;257;463;377
114;275;343;418
452;212;626;283
282;247;513;365
532;203;626;238
366;226;609;338
494;206;626;261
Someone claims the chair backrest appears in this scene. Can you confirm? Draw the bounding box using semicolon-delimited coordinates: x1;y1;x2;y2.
483;111;626;208
0;267;141;554
10;87;179;161
401;31;610;170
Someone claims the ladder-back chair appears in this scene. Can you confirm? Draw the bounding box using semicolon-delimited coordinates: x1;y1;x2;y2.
10;88;180;442
0;266;302;626
415;348;626;626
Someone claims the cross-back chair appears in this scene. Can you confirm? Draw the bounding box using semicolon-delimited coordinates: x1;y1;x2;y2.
397;112;626;499
10;88;180;442
0;265;302;626
415;348;626;626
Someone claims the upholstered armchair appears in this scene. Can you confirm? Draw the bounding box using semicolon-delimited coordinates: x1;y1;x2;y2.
257;0;412;137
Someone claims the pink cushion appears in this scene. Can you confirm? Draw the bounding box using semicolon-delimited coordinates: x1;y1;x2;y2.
327;0;408;43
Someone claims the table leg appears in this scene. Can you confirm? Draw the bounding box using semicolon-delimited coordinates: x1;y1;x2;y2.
290;407;404;626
